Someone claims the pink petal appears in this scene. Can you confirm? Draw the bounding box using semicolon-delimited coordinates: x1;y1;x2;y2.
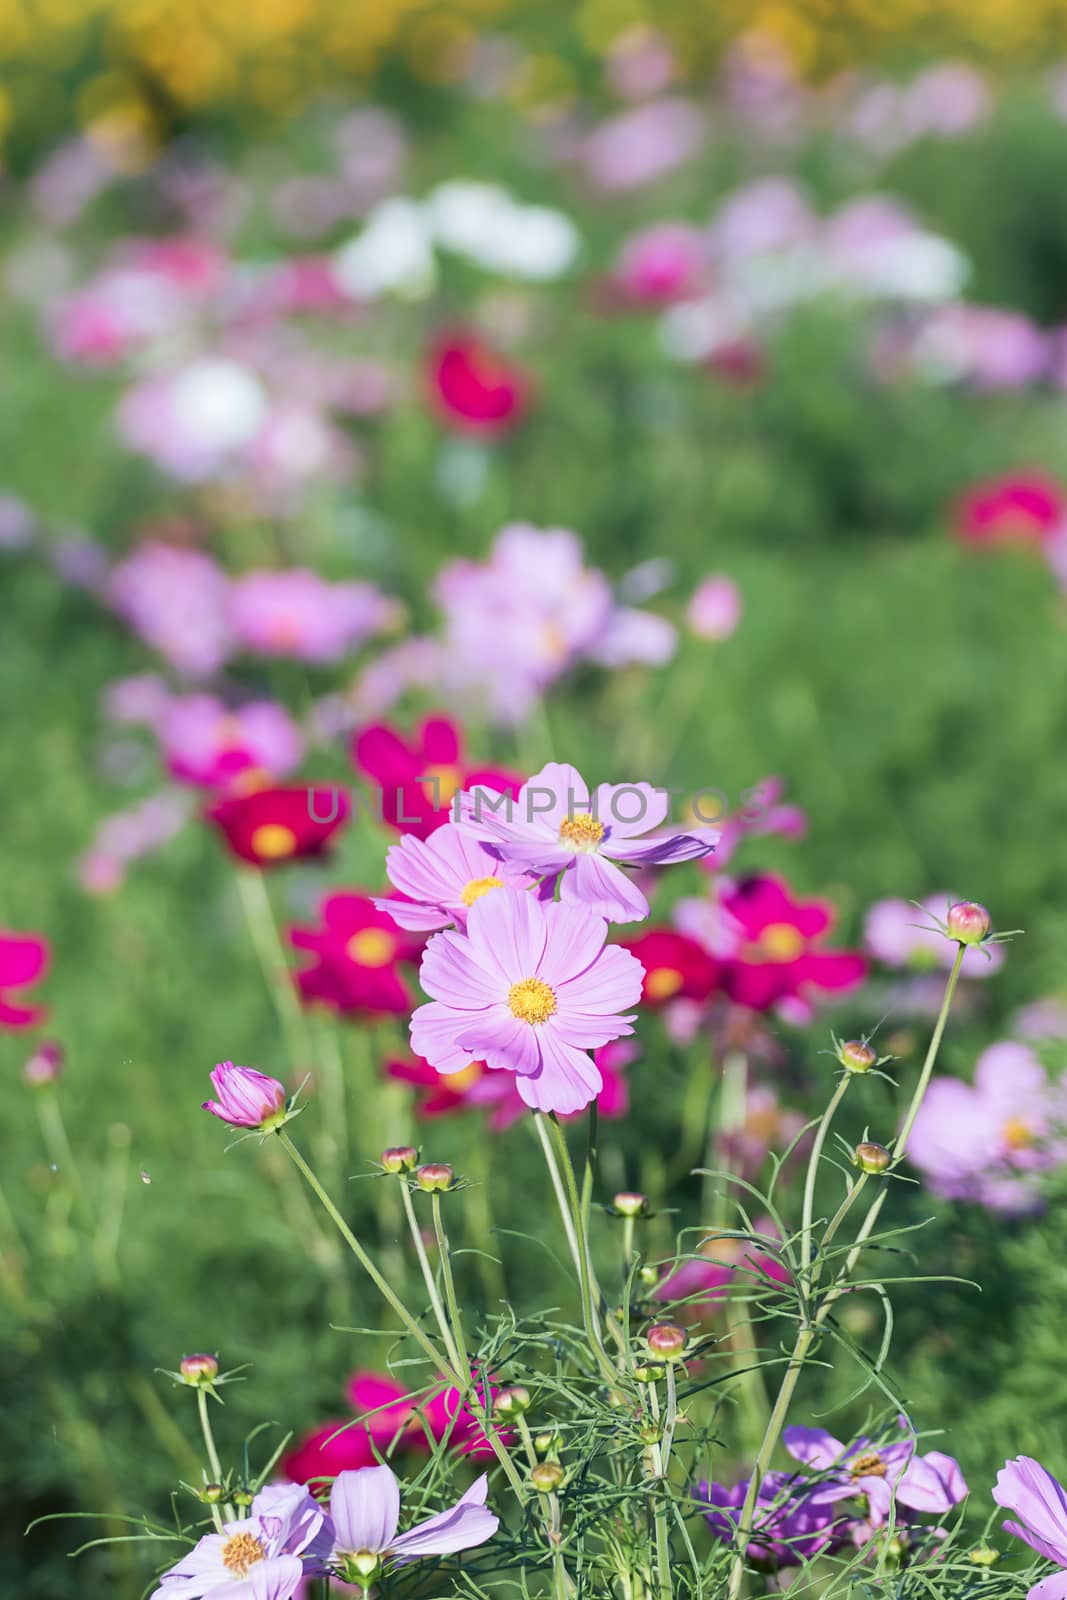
410;1002;484;1074
330;1465;400;1555
559;851;649;923
390;1474;499;1562
516;1027;602;1114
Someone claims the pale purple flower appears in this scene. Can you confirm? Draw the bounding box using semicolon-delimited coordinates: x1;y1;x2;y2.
902;63;992;138
708;178;817;266
154;1481;329;1599
908;1041;1067;1213
0;494;35;550
377;822;534;932
108;544;234;677
784;1425;967;1533
686;576;743;641
460;761;715;923
604;27;677;101
864;894;1004;978
103;673;173;726
411;888;644;1115
228;570;399;665
203;1063;289;1131
328;1463;497;1577
994;1456;1067;1598
581;99;704;193
695;1471;841;1566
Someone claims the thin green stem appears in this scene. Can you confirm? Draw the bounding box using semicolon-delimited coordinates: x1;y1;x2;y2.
398;1181;461;1374
432;1192;472;1388
196;1388;233;1526
543;1115;617;1387
534;1113;582;1276
235;869;314;1074
800;1073;852;1283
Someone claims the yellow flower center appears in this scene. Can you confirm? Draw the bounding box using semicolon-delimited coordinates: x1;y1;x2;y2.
754;923;805;963
461;875;504;907
559;814;605;851
508;977;557;1024
346;928;396;968
1003;1117;1035;1151
222;1532;266;1575
850;1451;887;1480
249;823;298;859
645;967;684;1001
421;763;464;806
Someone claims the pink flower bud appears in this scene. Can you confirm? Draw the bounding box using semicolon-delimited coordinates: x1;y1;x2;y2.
645;1322;687;1360
416;1162;455;1192
381;1145;419;1174
946;901;992;946
180;1353;219;1386
23;1041;64;1086
838;1039;877;1074
686;575;742;641
854;1142;892;1175
612;1191;649;1218
202;1062;288;1130
493;1386;532;1419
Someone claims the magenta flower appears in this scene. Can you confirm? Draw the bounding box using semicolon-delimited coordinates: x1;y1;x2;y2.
203;1063;290;1131
159;695;304;789
377;822;536;932
327;1463;497;1582
388;1040;636;1130
153;1481;329;1599
994;1456;1067;1598
908;1041;1067;1213
411;888;643;1115
717;875;867;1012
0;932;50;1029
460;762;714;924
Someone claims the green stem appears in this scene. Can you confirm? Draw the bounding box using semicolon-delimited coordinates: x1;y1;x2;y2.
235;869;314;1074
799;1073;852;1283
196;1388;233;1526
399;1181;461;1374
543;1114;617;1386
534;1113;582;1276
432;1191;472;1388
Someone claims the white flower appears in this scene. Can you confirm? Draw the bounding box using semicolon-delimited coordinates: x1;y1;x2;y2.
333;198;436;299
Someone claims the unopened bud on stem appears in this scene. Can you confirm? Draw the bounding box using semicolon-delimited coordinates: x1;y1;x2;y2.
853;1142;892;1175
416;1162;454;1192
180;1354;219;1386
946;901;991;946
530;1461;565;1493
381;1145;418;1174
646;1322;687;1361
838;1039;877;1074
612;1191;649;1218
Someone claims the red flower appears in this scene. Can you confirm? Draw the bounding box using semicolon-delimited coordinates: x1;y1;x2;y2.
428;331;531;435
719;875;867;1013
353;714;521;840
953;472;1066;548
207;784;349;868
290;892;422;1016
622;928;719;1006
0;933;49;1029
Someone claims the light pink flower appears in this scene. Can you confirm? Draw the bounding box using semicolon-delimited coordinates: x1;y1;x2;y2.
202;1062;289;1131
108;543;233;677
411;888;643;1115
228;570;399;665
994;1455;1067;1598
377;822;535;932
159;695;303;788
686;576;742;640
152;1481;328;1598
328;1463;497;1576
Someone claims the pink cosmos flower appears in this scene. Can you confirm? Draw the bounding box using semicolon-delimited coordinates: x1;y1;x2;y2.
353;715;521;840
284;1373;429;1485
655;1227;790;1314
783;1425;967;1533
159;695;304;789
614;223;707;305
582;99;704;193
229;571;399;665
994;1456;1067;1598
327;1463;497;1579
202;1063;289;1131
377;822;536;931
411;888;644;1115
686;575;743;641
290;894;422;1018
953;473;1067;549
0;932;50;1029
152;1480;329;1598
387;1040;636;1130
865;894;1004;978
460;761;715;923
908;1041;1067;1213
108;543;233;678
428;331;531;435
715;875;867;1012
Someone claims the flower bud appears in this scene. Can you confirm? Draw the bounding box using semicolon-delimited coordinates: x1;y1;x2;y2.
633;1363;665;1383
853;1142;892;1175
969;1546;999;1567
530;1462;565;1494
534;1430;563;1457
232;1487;254;1508
612;1191;649;1218
645;1322;687;1361
341;1550;383;1583
416;1162;454;1192
180;1354;219;1386
23;1042;64;1087
201;1483;224;1504
638;1422;662;1445
202;1063;288;1132
946;901;991;946
638;1264;660;1288
380;1145;419;1174
838;1039;877;1074
493;1386;532;1420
